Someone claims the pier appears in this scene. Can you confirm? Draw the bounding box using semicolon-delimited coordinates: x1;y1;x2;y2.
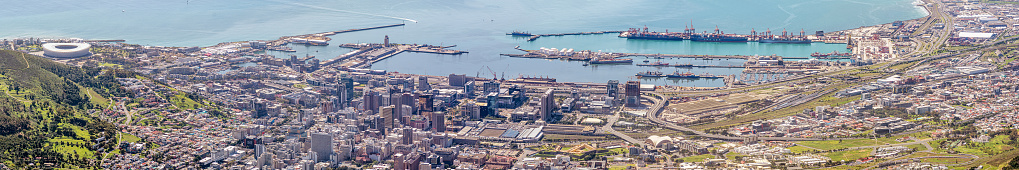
500;47;810;61
322;43;467;68
518;31;625;41
264;24;407;52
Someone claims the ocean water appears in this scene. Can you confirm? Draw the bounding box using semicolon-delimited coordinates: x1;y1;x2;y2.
0;0;926;87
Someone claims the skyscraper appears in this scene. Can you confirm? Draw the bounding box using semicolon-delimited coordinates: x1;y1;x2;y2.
417;76;431;91
432;111;445;132
310;132;333;162
381;105;396;132
607;80;619;98
539;89;555;121
625;81;641;107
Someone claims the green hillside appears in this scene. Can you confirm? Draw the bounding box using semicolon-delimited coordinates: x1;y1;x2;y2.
0;50;127;169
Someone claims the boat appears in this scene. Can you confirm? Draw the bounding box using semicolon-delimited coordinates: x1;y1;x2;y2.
589;58;633;64
673;64;693;67
643;59;650;62
582;63;589;66
636;71;665;77
758;38;812;43
636;61;670;66
697;73;723;79
619;27;688;40
691;34;748;42
518;75;556;82
507;31;533;36
667;72;698;78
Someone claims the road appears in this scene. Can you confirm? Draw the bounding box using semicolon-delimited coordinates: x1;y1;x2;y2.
601;110;643;145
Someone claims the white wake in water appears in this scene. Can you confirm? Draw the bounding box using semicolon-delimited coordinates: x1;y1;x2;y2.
277;0;418;23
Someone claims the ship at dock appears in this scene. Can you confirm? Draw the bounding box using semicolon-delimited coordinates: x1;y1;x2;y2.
517;75;556;82
620;24;747;42
636;61;670;66
636;71;665;77
507;31;533;36
618;27;687;40
666;71;723;79
755;28;811;44
589;58;633;64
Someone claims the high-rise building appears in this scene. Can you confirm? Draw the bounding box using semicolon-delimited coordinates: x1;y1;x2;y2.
483;81;500;94
448;74;467;87
310;133;333;162
432;111;445;132
464;80;476;97
403;77;415;92
539;89;555;121
417;76;431;91
402;128;414;145
418;94;434;112
362;88;380;114
384;35;390;47
607;80;619;98
625;81;641;107
340;75;354;102
381;105;396;132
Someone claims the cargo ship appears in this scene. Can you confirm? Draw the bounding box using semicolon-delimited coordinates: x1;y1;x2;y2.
667;72;697;78
507;31;533;36
758;38;811;43
636;61;670;66
673;64;693;67
636;71;665;77
692;34;748;42
619;27;688;40
666;72;723;79
589;58;633;64
692;26;747;42
757;29;810;43
518;75;556;82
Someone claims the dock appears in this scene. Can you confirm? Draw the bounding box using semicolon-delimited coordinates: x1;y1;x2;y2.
520;31;625;41
264;24;406;52
633;64;820;69
501;47;808;61
323;43;467;69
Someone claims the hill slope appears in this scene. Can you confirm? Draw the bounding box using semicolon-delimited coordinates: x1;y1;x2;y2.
0;50;126;169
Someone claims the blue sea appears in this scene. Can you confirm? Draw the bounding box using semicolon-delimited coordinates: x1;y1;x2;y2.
0;0;927;87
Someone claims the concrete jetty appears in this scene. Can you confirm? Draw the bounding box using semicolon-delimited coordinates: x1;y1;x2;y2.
521;31;625;41
322;43;467;68
265;24;406;52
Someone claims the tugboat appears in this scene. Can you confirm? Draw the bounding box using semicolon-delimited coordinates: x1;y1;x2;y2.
636;71;665;77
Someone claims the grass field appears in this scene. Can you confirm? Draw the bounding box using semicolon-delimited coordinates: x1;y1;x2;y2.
49;138;95;159
121;133;141;143
787;145;816;154
797;139;884;151
680;154;714;163
823;148;872;162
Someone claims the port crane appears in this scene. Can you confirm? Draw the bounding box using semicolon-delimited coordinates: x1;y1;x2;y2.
476;66;498;80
